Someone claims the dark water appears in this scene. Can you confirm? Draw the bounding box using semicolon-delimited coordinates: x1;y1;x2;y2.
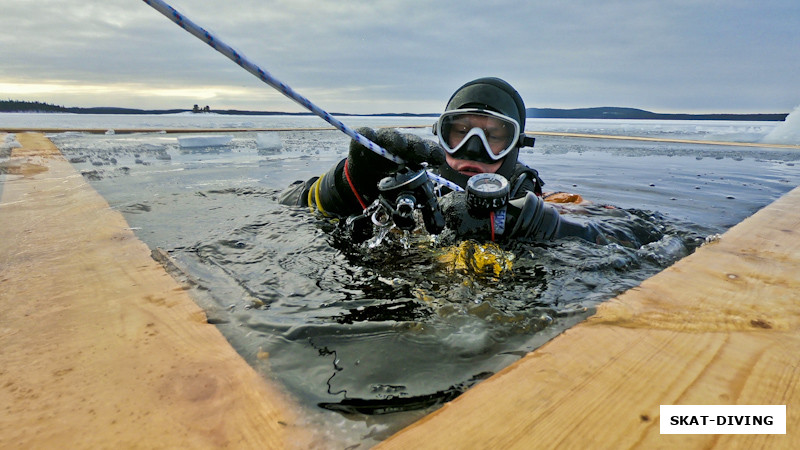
38;120;799;447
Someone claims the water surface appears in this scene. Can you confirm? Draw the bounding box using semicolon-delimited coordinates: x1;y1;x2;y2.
4;113;797;446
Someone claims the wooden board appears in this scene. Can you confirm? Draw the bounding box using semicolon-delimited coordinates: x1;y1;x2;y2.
526;131;800;149
380;185;800;448
0;133;316;448
3;127;797;149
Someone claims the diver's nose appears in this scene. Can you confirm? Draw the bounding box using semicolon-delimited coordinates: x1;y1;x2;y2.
464;135;484;153
452;133;494;164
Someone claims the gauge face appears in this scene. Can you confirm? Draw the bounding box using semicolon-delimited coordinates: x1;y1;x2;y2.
472;177;504;192
467;173;509;195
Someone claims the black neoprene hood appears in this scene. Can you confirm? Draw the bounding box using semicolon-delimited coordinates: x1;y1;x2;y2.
438;77;529;187
445;77;527;127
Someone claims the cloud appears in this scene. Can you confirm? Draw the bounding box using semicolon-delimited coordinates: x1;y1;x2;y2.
2;0;798;113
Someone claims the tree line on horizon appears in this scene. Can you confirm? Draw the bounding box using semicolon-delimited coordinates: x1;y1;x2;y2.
1;99;67;112
0;99;188;115
0;99;788;121
1;100;212;114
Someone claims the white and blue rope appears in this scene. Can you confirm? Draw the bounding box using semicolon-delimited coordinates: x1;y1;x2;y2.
142;0;463;192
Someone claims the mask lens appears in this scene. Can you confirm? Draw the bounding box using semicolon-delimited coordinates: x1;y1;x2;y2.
437;110;519;160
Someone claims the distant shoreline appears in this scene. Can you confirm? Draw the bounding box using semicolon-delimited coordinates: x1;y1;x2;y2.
0;100;788;122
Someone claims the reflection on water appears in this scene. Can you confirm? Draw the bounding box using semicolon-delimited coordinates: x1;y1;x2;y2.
38;117;800;447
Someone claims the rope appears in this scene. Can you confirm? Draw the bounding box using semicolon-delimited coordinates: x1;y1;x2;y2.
141;0;464;192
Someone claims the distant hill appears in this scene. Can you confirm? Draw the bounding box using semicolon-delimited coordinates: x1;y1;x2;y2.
0;100;325;116
0;100;788;121
0;100;187;115
526;106;787;122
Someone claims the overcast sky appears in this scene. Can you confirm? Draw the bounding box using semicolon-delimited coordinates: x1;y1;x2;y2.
2;0;798;114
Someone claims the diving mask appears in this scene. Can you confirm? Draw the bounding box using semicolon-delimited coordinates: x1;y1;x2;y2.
434;108;521;162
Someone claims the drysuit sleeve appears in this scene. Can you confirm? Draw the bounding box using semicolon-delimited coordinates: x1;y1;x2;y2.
505;193;602;241
506;193;665;247
277;178;316;207
441;191;622;244
277;158;364;217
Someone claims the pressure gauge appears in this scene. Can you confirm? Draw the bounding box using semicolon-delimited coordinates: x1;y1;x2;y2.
466;173;510;214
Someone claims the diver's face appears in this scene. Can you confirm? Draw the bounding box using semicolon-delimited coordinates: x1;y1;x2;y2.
444;153;502;177
441;113;510;176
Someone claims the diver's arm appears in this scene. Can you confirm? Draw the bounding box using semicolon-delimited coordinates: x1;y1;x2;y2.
441;191;603;243
507;193;663;247
279;127;446;217
276;157;368;216
277;177;316;207
308;159;366;216
506;192;602;242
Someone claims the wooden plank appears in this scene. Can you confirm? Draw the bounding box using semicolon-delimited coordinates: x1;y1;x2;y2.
4;126;797;149
0;133;315;448
380;185;800;448
526;131;800;150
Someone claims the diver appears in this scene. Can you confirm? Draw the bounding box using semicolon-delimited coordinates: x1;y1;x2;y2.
280;77;651;245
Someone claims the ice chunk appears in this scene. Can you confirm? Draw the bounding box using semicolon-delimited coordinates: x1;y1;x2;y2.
256;132;282;150
3;134;23;149
763;105;800;145
177;135;233;148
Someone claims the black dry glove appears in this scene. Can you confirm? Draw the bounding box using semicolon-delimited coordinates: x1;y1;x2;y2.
310;127;445;217
346;127;445;201
506;193;562;240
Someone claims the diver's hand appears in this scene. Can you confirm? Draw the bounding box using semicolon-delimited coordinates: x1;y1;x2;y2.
347;127;445;200
506;193;562;240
